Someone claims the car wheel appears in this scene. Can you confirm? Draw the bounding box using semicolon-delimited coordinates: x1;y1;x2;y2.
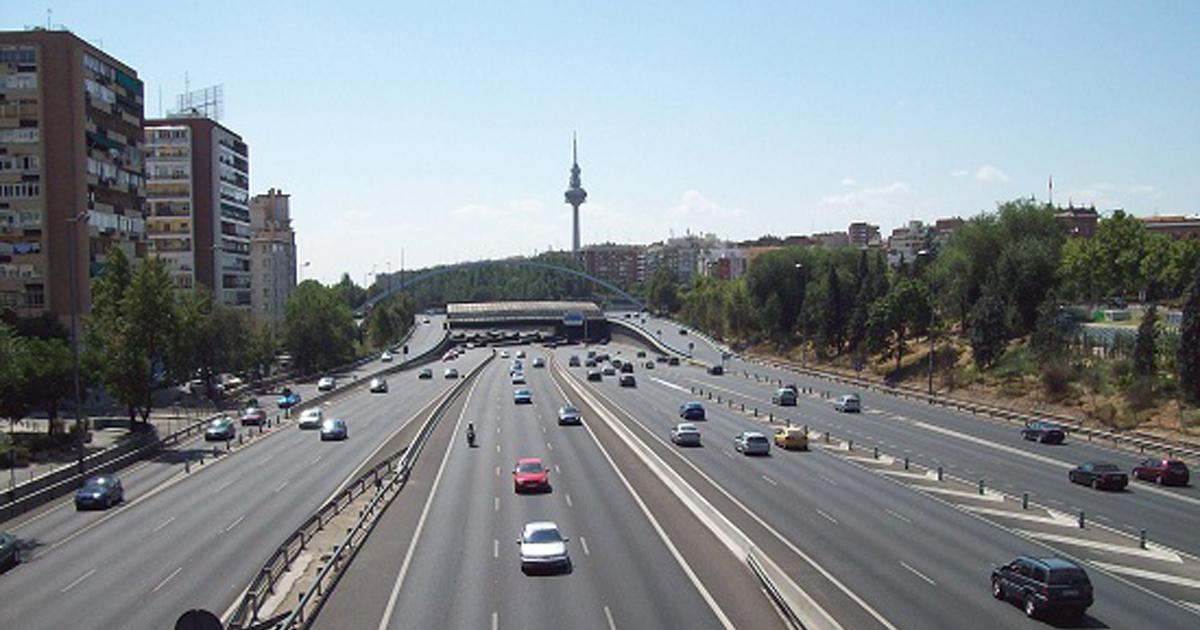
992;579;1004;599
1024;595;1038;618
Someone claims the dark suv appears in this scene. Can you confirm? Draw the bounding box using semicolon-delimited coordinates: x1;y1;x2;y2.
679;401;706;421
992;556;1092;620
1021;421;1066;444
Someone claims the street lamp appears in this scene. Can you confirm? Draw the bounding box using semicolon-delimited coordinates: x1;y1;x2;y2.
66;211;90;475
300;260;311;282
917;250;936;395
794;262;806;367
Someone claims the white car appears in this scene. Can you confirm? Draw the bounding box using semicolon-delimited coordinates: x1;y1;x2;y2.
298;408;324;430
532;357;546;368
444;368;459;379
381;351;393;362
511;372;526;385
500;350;510;359
518;521;570;573
671;423;702;446
423;317;431;324
516;350;527;359
734;431;770;455
317;376;336;391
834;394;862;413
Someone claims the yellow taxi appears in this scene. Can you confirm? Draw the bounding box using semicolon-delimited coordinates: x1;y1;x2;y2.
773;426;808;451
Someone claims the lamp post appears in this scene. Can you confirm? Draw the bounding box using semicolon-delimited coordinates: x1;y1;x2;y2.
66;211;90;475
917;250;937;395
300;260;311;282
794;262;806;367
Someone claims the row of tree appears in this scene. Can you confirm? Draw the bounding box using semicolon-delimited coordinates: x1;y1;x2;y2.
658;199;1200;404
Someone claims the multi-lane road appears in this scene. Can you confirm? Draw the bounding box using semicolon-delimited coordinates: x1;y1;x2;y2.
0;316;452;630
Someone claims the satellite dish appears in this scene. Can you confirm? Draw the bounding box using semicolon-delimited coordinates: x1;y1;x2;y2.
175;609;223;630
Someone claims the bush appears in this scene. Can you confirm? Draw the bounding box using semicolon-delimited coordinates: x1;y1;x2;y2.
1040;360;1074;400
994;345;1035;380
0;444;31;468
1124;376;1158;412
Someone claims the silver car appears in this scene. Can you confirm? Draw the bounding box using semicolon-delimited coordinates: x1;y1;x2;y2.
517;521;571;573
733;431;770;455
317;376;336;391
444;368;459;379
671;423;701;446
298;408;324;430
558;405;582;426
834;394;861;413
369;377;388;393
320;418;348;441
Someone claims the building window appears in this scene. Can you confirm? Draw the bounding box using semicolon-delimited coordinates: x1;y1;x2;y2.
24;284;44;308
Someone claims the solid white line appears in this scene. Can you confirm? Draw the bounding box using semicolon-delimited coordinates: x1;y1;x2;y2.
153;566;183;593
580;535;590;555
224;514;245;533
547;362;736;629
152;516;176;533
816;509;838;524
1090;562;1200;590
61;567;96;593
377;365;482;630
885;508;911;524
604;604;616;629
899;561;936;586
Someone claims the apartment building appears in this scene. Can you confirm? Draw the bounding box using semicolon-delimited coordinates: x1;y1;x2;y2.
581;243;644;289
0;29;146;321
697;246;748;280
848;221;881;248
145;116;251;307
1140;215;1200;241
886;220;930;267
249;188;296;332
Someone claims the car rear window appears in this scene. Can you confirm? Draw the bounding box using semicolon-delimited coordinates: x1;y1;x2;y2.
1093;464;1121;472
1048;568;1089;585
1168;462;1188;472
748;436;768;444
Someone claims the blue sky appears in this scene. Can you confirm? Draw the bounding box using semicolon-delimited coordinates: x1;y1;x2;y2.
8;1;1199;282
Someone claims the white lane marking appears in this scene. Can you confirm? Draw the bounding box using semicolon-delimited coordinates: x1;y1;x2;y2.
495;466;500;477
259;453;274;466
491;612;498;630
541;426;547;434
494;497;500;511
885;508;911;524
648;376;690;393
274;480;289;494
496;444;501;453
899;561;936;586
152;516;176;533
493;539;499;559
604;605;616;629
546;442;553;451
1179;601;1200;613
817;474;838;486
224;514;245;533
565;494;573;507
555;464;561;474
1017;530;1182;563
213;479;235;494
61;567;96;593
377;363;483;630
580;535;590;555
153;566;183;593
816;509;838;524
1090;562;1200;590
311;455;323;465
960;505;1078;528
878;469;935;480
762;475;777;486
547;363;736;629
918;486;1005;502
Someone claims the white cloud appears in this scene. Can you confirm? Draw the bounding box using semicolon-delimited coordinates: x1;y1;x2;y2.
974;164;1011;183
949;169;968;177
667;189;746;221
840;177;856;187
819;181;911;209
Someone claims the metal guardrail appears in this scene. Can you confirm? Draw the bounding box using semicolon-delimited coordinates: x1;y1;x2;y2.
228;350;491;629
747;550;805;630
746;353;1200;462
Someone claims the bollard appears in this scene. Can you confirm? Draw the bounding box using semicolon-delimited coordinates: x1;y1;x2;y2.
185;459;190;474
717;395;721;404
1078;511;1086;528
824;432;830;443
769;412;774;422
803;424;808;436
753;408;758;417
937;466;944;481
978;479;985;495
1022;493;1028;510
239;434;244;446
873;446;879;460
848;439;853;451
741;403;745;412
708;392;712;400
1139;529;1147;549
903;457;909;470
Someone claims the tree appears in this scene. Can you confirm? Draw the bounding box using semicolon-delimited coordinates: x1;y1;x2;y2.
819;262;845;354
1030;294;1074;362
244;324;278;381
108;256;177;423
969;287;1008;368
645;266;681;314
284;280;358;374
1134;305;1159;378
1178;271;1200;404
0;323;31;425
1059;237;1104;304
1094;210;1149;299
866;279;930;371
21;337;74;434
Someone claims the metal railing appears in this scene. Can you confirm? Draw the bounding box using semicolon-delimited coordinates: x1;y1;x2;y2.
228;353;492;629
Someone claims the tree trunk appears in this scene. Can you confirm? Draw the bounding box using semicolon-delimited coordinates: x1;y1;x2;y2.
896;326;906;372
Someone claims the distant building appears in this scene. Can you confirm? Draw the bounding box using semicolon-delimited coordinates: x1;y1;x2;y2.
1054;204;1099;239
145;116;251;307
886;220;930;267
848;221;881;248
933;217;965;244
249;188;296;332
644;233;723;283
0;30;146;321
810;231;850;248
581;243;644;288
1140;215;1200;241
697;246;747;280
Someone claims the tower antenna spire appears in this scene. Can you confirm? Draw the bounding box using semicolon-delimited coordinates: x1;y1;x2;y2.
565;134;588;261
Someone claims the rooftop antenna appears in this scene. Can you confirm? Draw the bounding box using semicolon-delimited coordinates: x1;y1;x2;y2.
1049;175;1054;206
47;8;52;30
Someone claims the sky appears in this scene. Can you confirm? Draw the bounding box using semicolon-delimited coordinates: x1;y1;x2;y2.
6;1;1199;283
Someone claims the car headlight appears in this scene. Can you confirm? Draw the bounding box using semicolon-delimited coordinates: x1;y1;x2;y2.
92;492;103;499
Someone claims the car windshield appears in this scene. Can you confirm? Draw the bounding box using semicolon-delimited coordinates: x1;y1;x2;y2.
677;424;696;433
561;407;577;415
526;529;562;543
82;479;111;491
516;390;530;396
517;462;544;474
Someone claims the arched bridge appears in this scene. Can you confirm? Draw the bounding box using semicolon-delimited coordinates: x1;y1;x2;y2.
359;259;646;314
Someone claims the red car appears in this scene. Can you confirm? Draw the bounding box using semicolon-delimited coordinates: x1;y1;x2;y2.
513;458;550;493
240;406;267;426
1132;458;1190;486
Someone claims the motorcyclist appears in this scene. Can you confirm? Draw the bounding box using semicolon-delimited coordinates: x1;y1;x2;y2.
466;422;476;446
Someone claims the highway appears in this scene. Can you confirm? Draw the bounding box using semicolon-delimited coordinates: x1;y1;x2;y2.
0;317;454;630
544;339;1200;628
